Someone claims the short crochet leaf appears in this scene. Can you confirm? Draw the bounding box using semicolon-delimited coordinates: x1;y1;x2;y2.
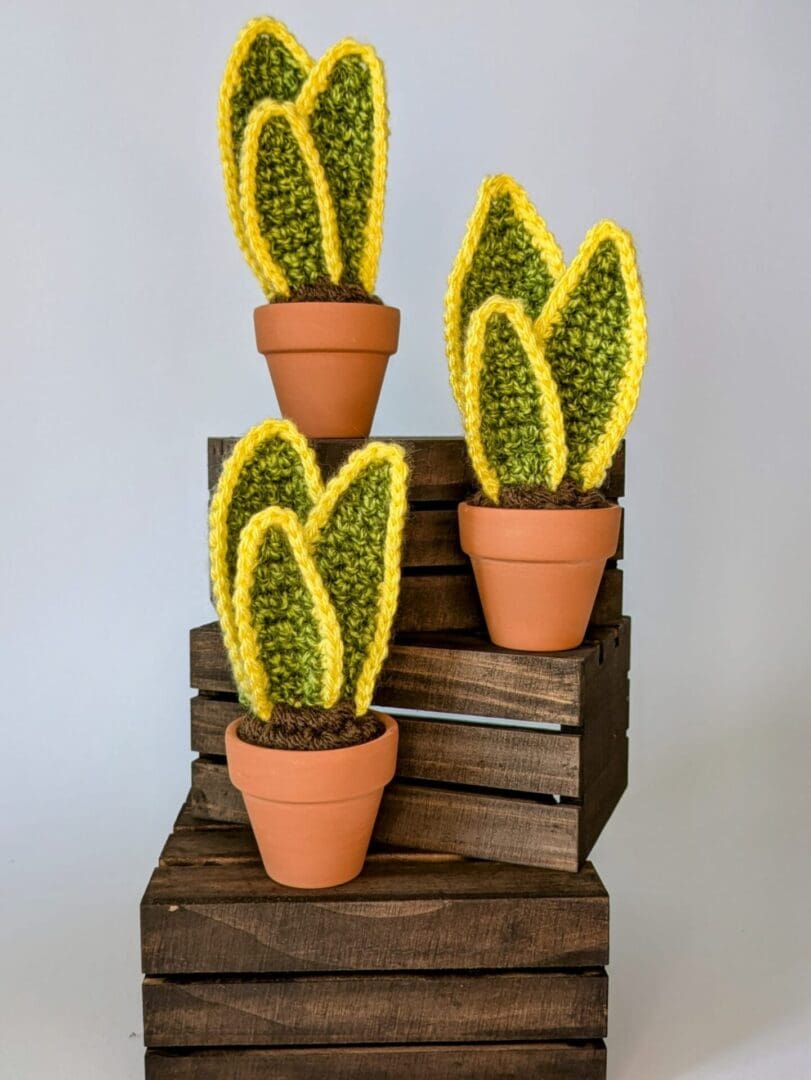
232;508;343;719
305;443;408;715
218;17;313;291
462;297;567;504
446;175;565;413
239;100;342;298
298;41;388;293
209;419;324;701
536;222;647;490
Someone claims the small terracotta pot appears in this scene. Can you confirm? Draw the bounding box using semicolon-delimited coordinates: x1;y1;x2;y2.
458;502;622;652
254;302;400;438
225;713;398;889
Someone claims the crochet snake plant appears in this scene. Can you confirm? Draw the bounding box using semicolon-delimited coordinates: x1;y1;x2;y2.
445;175;647;502
218;16;388;301
209;420;408;731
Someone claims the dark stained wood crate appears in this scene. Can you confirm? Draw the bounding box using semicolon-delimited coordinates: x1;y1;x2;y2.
187;617;629;871
142;803;608;1078
208;436;625;632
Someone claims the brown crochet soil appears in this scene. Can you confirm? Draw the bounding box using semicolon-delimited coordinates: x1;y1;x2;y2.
237;702;384;751
468;479;614;510
277;279;383;305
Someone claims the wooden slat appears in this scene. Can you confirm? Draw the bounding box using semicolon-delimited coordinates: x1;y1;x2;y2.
191;696;582;797
208;436;625;502
191;620;628;726
142;970;608;1046
146;1041;607;1079
142;827;608;974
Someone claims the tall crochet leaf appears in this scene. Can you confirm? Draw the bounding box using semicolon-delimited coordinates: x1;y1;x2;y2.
536;221;647;490
305;444;408;714
209;419;323;699
218;18;313;290
239;101;342;298
462;297;567;504
298;42;388;293
232;508;343;719
446;175;565;412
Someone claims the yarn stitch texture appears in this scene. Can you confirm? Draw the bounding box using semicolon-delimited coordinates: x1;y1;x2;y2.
218;17;313;294
445;175;565;411
462;297;567;503
209;422;409;722
445;176;647;499
218;19;389;301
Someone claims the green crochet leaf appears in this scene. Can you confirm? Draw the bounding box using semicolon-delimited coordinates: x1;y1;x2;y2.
229;31;308;167
478;312;562;490
308;53;376;285
249;110;330;290
311;460;394;702
248;523;326;708
224;438;317;587
460;195;559;359
544;239;631;483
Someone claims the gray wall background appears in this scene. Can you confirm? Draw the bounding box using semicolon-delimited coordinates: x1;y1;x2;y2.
2;1;810;1076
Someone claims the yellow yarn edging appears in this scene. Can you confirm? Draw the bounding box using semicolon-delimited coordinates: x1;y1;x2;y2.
209;419;324;699
239;100;343;299
296;40;388;293
232;507;343;720
462;296;567;504
217;17;313;296
535;220;647;490
304;442;408;715
445;174;566;415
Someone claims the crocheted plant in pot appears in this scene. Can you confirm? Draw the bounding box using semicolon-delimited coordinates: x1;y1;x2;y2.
219;17;398;438
209;418;409;887
445;175;647;651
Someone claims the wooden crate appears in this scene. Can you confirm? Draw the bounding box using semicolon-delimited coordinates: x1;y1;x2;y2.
188;616;629;872
142;803;609;1079
208;436;625;633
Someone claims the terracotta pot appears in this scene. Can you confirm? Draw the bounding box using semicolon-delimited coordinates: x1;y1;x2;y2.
225;712;398;888
458;502;622;652
254;302;400;438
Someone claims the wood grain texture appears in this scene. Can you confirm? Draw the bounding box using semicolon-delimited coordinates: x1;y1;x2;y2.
142;970;608;1046
190;620;628;726
191;696;582;797
142;820;608;974
209;436;625;502
145;1041;607;1079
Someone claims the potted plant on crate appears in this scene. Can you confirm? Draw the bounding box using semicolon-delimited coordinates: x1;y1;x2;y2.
218;17;398;438
209;418;408;887
445;175;647;651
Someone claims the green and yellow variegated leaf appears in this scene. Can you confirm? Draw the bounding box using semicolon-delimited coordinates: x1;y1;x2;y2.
239;101;342;298
536;221;647;490
218;18;313;290
208;419;324;700
232;508;343;719
298;41;388;293
305;443;408;714
462;297;567;504
446;175;566;413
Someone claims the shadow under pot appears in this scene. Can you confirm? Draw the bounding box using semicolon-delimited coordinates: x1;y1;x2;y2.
225;712;398;889
458;502;622;652
254;302;400;439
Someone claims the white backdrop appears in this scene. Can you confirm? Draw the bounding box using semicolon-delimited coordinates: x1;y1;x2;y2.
2;2;810;1077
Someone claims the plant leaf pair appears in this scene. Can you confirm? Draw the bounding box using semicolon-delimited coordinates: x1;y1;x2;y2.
209;420;408;719
447;176;647;496
219;18;388;299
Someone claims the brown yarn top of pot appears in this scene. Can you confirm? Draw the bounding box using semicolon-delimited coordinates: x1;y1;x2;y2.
468;479;614;510
237;701;384;751
275;278;383;305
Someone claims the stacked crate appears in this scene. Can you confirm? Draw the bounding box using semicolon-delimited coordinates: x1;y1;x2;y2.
140;436;631;1078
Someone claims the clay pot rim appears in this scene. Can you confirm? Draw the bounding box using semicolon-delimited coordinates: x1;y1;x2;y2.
228;709;396;760
459;502;619;517
255;301;401;354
